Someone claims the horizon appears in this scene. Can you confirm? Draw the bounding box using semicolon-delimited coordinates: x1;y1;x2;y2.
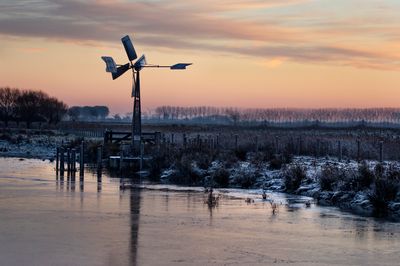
1;0;400;114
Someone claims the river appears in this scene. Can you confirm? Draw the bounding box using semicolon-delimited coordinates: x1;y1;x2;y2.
0;158;399;265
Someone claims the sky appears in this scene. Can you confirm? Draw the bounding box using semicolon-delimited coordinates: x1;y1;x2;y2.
1;0;400;114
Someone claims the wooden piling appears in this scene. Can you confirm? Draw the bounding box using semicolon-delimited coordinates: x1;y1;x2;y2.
97;146;102;171
71;149;76;172
171;133;174;145
119;151;124;171
379;141;383;162
67;148;71;173
357;139;361;162
338;141;342;162
80;141;84;176
60;147;65;176
56;147;59;171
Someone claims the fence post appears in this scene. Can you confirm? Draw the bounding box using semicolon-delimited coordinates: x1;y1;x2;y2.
235;134;238;150
255;136;259;152
183;133;187;149
275;136;279;154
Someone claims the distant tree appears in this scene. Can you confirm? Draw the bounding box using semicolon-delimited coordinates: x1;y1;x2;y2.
41;97;68;124
68;106;80;121
15;90;47;128
0;87;20;127
94;106;109;120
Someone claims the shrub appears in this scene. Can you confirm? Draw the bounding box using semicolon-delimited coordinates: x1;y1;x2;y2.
269;155;283;170
212;168;230;187
232;167;258;188
170;156;202;185
319;165;340;191
283;165;307;193
374;163;385;178
234;147;247;161
196;152;213;170
368;178;399;217
149;152;168;180
356;162;375;189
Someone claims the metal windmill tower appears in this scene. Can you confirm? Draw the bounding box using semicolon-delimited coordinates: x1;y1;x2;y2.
101;35;191;154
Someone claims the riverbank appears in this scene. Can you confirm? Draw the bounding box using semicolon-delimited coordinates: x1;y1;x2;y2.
159;154;400;221
1;130;399;221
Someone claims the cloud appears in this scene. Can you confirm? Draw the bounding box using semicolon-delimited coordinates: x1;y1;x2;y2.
0;0;399;70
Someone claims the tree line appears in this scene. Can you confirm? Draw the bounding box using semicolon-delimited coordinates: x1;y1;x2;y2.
153;106;400;123
0;87;68;128
68;106;110;121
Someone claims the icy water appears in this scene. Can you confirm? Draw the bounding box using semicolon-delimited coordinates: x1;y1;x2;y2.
0;158;399;266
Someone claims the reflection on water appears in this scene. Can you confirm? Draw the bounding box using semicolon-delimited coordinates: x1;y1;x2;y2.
0;157;399;265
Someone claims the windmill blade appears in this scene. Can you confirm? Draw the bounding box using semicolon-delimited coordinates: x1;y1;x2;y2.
112;63;130;80
101;56;117;73
170;63;192;70
133;54;147;70
121;35;138;62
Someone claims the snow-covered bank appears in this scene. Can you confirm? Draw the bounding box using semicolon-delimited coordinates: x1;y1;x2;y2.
160;155;400;221
0;133;73;160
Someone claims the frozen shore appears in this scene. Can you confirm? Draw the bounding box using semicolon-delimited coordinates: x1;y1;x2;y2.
161;155;400;221
1;132;399;221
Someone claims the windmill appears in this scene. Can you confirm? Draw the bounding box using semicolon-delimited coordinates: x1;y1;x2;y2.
101;35;191;154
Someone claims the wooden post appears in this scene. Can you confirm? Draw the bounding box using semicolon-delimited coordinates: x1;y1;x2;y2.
216;134;220;149
379;141;383;162
255;136;259;152
97;146;102;171
119;151;124;171
155;132;161;152
71;149;76;172
316;139;320;158
171;133;174;145
183;133;187;149
60;147;65;176
235;134;238;150
357;139;361;162
56;147;59;172
197;134;201;147
338;141;342;162
67;148;71;173
80;141;84;177
275;136;279;154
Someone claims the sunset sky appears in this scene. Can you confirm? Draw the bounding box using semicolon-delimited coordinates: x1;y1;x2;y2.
1;0;400;114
